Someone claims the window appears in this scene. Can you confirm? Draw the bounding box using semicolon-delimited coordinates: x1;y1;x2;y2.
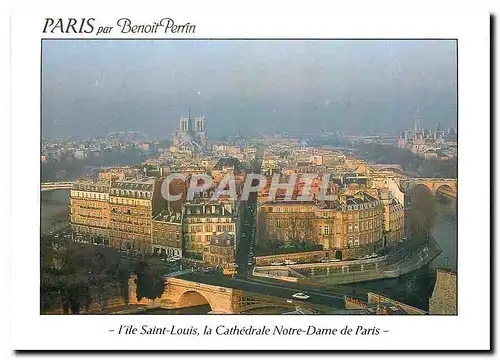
323;225;330;235
318;225;323;235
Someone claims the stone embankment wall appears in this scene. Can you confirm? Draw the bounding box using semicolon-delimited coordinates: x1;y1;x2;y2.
429;269;457;315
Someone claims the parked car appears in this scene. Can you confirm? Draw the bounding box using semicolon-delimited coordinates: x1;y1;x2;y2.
271;262;284;266
292;293;310;300
284;260;297;265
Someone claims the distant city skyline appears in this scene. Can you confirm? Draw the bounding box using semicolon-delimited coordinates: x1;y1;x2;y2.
42;40;457;138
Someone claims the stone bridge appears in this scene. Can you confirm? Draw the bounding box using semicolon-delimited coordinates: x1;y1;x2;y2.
399;178;456;197
41;181;74;192
128;276;301;314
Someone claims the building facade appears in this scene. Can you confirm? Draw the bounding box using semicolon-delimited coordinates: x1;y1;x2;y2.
380;188;405;246
256;201;317;248
182;202;237;259
70;180;111;244
202;233;235;266
108;178;164;252
152;210;183;257
256;191;385;258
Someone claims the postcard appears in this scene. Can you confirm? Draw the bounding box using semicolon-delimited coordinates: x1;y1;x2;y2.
8;3;491;352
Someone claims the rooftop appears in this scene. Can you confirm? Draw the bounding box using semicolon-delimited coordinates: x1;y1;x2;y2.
72;179;111;192
212;157;242;171
184;202;233;217
153;209;182;224
111;178;155;191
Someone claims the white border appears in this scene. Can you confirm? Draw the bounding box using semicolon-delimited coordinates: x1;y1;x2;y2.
10;4;490;351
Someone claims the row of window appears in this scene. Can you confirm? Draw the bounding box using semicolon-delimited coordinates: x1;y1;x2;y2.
273;218;313;228
347;232;378;244
72;192;108;200
110;218;149;226
110;208;150;217
110;189;151;198
185;217;233;224
111;226;151;235
74;204;106;210
153;230;180;238
109;197;151;206
76;213;104;220
153;238;181;246
265;206;314;213
71;218;107;226
186;207;223;215
190;225;235;233
346;201;380;211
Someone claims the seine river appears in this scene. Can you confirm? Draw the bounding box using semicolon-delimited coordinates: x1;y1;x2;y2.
354;197;457;311
40;190;457;312
41;189;70;234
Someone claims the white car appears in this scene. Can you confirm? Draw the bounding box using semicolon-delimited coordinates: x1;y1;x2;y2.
284;260;297;265
271;262;284;266
292;293;310;300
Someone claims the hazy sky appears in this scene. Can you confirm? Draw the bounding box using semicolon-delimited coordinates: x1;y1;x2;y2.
42;40;457;138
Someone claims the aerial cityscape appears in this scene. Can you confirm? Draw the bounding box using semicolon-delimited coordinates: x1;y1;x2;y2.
40;40;457;315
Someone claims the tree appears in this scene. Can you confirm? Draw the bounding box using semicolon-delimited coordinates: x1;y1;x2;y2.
407;186;437;242
116;265;131;306
134;261;166;306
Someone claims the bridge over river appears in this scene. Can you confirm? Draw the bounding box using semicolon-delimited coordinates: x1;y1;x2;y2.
127;273;346;314
40;181;73;192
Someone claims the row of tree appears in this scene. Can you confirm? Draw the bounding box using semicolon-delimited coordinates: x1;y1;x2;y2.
40;237;167;314
355;143;457;178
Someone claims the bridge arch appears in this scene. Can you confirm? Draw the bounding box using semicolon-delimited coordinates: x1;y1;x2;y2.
410;183;433;196
176;290;214;311
436;184;454;194
400;178;456;197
